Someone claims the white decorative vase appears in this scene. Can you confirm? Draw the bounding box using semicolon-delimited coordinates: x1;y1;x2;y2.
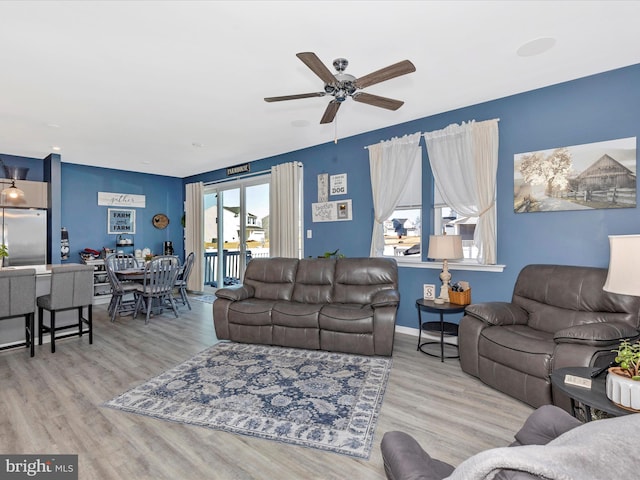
606;367;640;411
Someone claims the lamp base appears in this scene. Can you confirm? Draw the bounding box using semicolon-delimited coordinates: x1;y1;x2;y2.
439;259;452;302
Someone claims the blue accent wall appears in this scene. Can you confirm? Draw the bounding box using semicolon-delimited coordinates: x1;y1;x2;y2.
60;164;184;263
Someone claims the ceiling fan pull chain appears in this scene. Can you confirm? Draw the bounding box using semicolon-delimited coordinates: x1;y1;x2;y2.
334;113;339;144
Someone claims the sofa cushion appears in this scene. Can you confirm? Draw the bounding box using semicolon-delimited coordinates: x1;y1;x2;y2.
479;325;554;378
513;264;640;333
272;301;322;328
243;257;299;300
291;258;335;304
319;304;374;333
332;258;398;305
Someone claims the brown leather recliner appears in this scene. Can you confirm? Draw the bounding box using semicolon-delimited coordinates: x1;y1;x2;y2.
459;264;640;408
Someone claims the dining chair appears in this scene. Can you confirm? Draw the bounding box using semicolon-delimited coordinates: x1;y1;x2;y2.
174;252;194;310
0;268;37;357
105;253;139;322
133;255;181;324
37;264;94;353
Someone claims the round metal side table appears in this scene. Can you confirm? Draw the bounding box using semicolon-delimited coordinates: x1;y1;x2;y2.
416;298;466;362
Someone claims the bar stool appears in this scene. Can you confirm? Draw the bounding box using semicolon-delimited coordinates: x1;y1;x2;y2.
0;268;37;357
38;265;94;353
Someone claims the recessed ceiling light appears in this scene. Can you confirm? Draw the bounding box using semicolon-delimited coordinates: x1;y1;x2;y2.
141;161;151;165
517;37;556;57
51;145;61;151
46;123;61;128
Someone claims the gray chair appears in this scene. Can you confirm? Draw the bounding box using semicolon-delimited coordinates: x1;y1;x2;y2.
105;254;140;322
133;255;181;324
174;252;194;310
37;264;94;353
380;405;586;480
0;268;37;357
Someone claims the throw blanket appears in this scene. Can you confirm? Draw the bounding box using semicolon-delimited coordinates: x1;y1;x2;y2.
446;413;640;480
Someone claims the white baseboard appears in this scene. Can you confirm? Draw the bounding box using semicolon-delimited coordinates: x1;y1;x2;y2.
396;324;458;346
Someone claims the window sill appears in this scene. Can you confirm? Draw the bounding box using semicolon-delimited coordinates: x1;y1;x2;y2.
391;256;505;273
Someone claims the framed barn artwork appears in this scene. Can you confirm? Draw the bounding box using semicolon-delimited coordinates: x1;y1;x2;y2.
514;137;636;213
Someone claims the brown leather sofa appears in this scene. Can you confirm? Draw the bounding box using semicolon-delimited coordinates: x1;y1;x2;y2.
213;257;400;356
459;264;640;408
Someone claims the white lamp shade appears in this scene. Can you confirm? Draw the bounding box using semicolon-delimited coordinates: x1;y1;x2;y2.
603;234;640;296
427;235;463;260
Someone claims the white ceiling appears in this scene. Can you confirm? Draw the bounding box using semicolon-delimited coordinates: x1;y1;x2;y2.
1;1;640;178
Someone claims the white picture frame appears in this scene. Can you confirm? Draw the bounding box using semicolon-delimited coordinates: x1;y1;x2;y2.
423;284;436;300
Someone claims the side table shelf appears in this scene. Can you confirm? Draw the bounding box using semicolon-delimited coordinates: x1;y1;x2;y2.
416;298;466;362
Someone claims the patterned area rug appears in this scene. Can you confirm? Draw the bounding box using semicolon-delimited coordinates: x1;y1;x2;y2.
103;342;392;458
189;294;216;304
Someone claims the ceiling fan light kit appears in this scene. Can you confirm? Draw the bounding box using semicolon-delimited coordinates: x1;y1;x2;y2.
265;52;415;124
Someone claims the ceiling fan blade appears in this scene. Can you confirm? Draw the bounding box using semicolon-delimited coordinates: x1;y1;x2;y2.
355;60;416;89
320;101;341;124
352;92;404;110
264;92;326;102
296;52;336;85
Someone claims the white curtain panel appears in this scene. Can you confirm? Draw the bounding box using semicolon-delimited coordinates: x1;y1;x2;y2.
424;119;499;264
368;132;422;257
184;181;204;292
270;161;303;258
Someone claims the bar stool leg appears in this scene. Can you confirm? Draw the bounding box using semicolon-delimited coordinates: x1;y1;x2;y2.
38;307;44;346
50;311;56;353
88;305;93;344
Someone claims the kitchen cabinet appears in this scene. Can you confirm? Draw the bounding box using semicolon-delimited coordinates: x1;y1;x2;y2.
0;180;48;208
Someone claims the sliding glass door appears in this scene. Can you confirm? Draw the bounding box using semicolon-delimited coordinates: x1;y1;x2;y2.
203;176;269;287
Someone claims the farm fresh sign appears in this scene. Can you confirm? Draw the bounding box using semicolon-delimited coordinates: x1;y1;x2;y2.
108;208;136;234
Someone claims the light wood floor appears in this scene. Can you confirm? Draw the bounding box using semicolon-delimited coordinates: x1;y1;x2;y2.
0;298;534;479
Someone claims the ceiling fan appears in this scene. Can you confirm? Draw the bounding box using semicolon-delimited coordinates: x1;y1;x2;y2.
264;52;416;124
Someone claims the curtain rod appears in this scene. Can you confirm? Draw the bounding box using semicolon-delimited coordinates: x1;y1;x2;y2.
203;162;302;186
364;118;501;149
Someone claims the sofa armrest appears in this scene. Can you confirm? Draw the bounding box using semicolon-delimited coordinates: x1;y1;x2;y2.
214;284;255;301
512;405;582;446
381;431;455;480
554;322;640;346
464;302;529;326
371;289;400;308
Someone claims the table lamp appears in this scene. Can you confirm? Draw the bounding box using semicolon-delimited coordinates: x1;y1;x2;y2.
427;234;463;303
603;234;640;296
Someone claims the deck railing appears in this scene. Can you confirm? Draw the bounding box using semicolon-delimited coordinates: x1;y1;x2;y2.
204;250;269;286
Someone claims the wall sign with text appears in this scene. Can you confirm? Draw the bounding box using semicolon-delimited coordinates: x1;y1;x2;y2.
311;199;352;222
98;192;146;208
330;173;347;196
108;208;136;234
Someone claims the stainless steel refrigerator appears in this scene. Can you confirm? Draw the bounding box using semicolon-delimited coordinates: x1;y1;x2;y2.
1;207;47;266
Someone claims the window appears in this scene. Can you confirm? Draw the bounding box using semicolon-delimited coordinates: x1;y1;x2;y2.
434;186;479;261
382;153;421;257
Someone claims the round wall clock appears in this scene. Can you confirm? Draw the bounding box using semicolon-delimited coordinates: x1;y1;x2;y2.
152;213;170;229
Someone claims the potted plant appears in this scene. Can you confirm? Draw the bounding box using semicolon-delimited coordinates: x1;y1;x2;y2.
0;243;7;267
321;249;345;259
613;339;640;380
606;338;640;411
